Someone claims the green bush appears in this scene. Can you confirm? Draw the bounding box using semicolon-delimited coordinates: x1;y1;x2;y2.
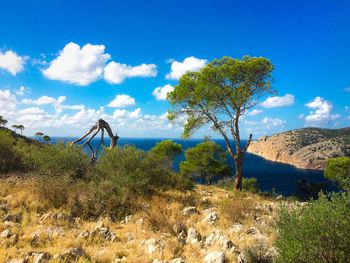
275;192;350;263
325;156;350;190
149;140;183;170
241;242;274;263
30;140;89;179
217;177;260;193
180;139;232;184
0;130;24;173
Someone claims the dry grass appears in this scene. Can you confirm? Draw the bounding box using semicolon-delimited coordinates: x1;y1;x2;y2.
0;175;279;263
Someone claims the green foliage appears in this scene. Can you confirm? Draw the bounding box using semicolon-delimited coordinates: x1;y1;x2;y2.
35;132;44;141
325;156;350;190
167;56;275;138
0;130;24;173
180;139;232;184
0;116;8;127
275;192;350;263
217;177;260;193
293;178;329;201
30;140;89;179
43;135;51;142
241;242;274;263
149;140;183;170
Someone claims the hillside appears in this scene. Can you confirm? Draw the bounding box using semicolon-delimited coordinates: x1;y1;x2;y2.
247;127;350;170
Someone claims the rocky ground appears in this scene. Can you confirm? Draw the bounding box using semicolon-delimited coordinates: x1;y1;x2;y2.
0;175;306;263
247;127;350;170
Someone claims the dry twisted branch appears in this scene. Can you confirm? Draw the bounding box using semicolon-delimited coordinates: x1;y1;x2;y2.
72;119;119;163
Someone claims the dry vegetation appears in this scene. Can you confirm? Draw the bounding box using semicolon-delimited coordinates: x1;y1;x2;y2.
0;174;282;263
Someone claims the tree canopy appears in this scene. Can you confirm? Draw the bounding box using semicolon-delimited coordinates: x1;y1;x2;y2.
180;139;232;185
325;156;350;190
150;140;183;170
167;56;275;189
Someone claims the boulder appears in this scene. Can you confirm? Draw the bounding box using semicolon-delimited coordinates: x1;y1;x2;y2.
229;224;244;234
3;213;21;223
186;227;200;244
141;238;166;255
91;227;118;242
1;229;11;238
53;247;86;262
204;251;225;263
203;211;219;224
77;230;90;239
205;230;235;251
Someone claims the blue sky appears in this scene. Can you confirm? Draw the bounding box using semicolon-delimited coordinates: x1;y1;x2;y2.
0;0;349;139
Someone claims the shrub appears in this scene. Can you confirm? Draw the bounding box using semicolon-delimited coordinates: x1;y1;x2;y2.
275;192;350;263
293;177;328;201
30;140;89;179
149;140;183;170
180;139;232;184
220;194;254;223
217;177;260;193
0;130;24;173
325;156;350;190
241;242;274;263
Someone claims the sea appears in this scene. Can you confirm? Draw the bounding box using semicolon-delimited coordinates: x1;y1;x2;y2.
48;137;335;196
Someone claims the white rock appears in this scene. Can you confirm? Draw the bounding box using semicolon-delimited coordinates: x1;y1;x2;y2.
1;229;11;238
205;230;234;251
152;260;169;263
141;238;166;255
125;215;133;224
229;224;244;234
186;227;200;244
169;258;187;263
204;251;225;263
203;211;219;224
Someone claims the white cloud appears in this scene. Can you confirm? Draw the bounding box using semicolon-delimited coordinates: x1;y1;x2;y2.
344;87;350;92
0;50;25;75
113;108;142;119
262;117;285;126
22;95;56;105
166;56;207;80
107;94;136;108
15;86;30;96
247;109;263;116
18;107;44;115
305;97;340;126
297;113;304;119
104;61;157;84
261;94;295;108
153;84;174;100
0;90;17;114
42;42;111;86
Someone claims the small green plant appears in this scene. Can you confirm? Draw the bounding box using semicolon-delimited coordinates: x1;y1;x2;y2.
241;242;274;263
275;192;350;263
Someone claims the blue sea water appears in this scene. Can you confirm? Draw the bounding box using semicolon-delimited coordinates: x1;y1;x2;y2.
49;137;333;196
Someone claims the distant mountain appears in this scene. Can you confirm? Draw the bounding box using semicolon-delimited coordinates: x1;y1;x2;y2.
247;127;350;170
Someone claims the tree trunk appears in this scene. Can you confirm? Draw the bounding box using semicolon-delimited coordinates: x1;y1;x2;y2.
233;154;243;190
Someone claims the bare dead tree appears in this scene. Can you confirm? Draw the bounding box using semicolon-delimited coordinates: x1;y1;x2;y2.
72;119;119;163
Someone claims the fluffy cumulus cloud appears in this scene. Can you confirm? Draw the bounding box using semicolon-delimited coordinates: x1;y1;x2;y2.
166;56;207;80
260;94;295;108
22;96;57;105
247;109;263;116
243;116;285;136
104;62;157;84
153;84;174;100
0;90;17;114
0;50;26;75
107;94;136;108
112;108;142;119
305;97;340;126
42;42;111;86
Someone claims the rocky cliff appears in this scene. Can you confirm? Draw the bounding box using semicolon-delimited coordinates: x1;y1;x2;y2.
247;127;350;170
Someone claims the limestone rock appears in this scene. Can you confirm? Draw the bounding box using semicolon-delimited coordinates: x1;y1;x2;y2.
203;211;219;224
169;257;187;263
186;227;200;244
205;230;235;251
1;229;11;238
229;223;244;234
3;213;21;223
204;251;225;263
91;227;118;242
141;238;166;255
